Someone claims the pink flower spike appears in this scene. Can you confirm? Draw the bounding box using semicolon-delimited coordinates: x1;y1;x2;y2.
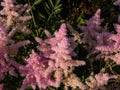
114;24;120;34
114;0;120;7
0;84;4;90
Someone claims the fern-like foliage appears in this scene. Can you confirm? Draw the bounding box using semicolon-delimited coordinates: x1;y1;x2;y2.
29;0;63;37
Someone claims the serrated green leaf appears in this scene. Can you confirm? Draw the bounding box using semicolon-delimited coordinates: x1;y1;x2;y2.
48;0;54;8
33;0;42;6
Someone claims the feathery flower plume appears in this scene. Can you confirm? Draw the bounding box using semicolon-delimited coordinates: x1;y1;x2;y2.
78;9;109;48
18;23;85;90
86;73;117;90
0;22;30;86
114;0;120;7
79;8;120;64
0;0;32;34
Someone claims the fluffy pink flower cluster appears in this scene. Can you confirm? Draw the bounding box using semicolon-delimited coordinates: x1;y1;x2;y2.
14;23;86;90
11;23;116;90
0;0;31;89
0;0;32;34
0;23;30;88
114;0;120;7
0;0;119;90
79;7;120;65
86;73;117;90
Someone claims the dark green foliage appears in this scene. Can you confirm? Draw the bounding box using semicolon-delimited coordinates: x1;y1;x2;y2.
28;0;63;37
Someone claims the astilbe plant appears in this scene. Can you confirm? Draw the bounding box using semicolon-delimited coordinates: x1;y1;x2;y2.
114;0;120;7
76;1;120;89
0;22;30;89
13;23;86;90
85;73;117;90
95;23;120;64
0;0;120;90
78;9;105;48
0;0;32;34
78;6;120;65
0;0;32;89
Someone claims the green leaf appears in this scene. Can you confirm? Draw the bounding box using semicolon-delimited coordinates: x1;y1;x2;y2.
48;0;54;8
33;0;42;6
39;13;46;22
53;8;61;15
60;19;65;23
55;0;61;6
44;2;51;14
77;14;85;24
44;2;50;10
54;4;62;10
79;18;85;24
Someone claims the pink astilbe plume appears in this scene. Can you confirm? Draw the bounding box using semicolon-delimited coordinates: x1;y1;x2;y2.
0;22;30;88
44;23;85;77
79;8;120;64
18;23;85;90
19;50;56;90
64;74;86;90
92;1;120;64
0;0;32;34
0;1;32;87
95;24;120;52
78;9;112;56
0;84;3;90
114;0;120;7
0;23;14;80
86;73;117;90
78;9;114;56
94;24;120;64
78;9;104;47
0;0;18;27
